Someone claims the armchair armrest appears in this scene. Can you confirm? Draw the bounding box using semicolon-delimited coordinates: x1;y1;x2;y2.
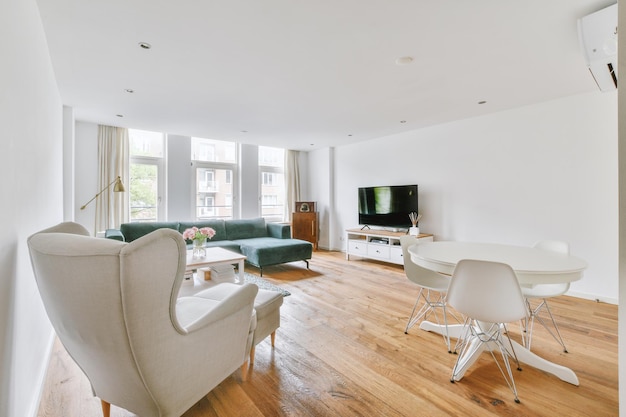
267;222;291;239
105;229;125;241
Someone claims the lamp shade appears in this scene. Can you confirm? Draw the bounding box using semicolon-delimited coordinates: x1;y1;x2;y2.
113;176;125;192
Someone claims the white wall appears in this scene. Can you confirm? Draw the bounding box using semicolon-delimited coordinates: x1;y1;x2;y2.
62;106;75;222
323;91;617;303
306;148;332;249
240;143;260;218
167;135;192;220
0;0;64;416
74;122;99;234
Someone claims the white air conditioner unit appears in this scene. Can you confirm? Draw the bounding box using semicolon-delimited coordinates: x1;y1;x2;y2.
578;3;618;91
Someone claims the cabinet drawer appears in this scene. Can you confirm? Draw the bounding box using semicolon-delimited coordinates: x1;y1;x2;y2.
367;244;390;259
348;240;367;256
390;246;404;263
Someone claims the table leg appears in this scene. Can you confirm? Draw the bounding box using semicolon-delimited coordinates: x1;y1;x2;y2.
509;339;579;385
420;321;464;339
237;260;245;283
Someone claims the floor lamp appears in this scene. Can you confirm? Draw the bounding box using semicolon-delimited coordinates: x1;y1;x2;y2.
80;176;126;210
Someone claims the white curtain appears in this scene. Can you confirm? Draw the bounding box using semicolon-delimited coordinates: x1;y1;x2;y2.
284;150;301;222
95;125;129;234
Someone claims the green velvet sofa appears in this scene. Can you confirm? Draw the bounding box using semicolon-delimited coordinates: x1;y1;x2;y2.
105;218;312;276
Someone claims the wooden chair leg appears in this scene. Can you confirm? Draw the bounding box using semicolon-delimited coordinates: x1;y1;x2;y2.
271;331;276;347
101;400;111;417
249;345;256;365
241;359;249;381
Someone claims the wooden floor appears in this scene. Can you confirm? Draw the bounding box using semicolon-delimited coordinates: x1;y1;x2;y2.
38;251;618;417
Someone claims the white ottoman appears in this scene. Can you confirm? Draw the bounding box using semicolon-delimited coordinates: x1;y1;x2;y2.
250;287;284;364
194;283;284;367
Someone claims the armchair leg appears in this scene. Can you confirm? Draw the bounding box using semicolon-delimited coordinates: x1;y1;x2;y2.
241;360;250;381
101;400;111;417
250;345;256;364
271;330;276;347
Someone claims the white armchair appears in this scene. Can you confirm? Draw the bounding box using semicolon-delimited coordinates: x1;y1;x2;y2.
28;222;258;417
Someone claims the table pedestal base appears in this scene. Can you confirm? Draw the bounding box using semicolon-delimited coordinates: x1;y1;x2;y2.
419;320;579;386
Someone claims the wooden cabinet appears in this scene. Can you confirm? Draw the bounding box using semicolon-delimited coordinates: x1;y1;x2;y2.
345;228;433;265
292;212;318;250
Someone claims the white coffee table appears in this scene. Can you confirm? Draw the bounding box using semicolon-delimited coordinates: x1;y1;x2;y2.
185;247;246;282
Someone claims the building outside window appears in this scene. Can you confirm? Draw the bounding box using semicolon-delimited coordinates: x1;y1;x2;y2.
129;129;165;222
259;146;285;222
192;137;237;220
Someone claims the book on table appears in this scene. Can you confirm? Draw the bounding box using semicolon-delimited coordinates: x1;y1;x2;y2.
209;264;236;283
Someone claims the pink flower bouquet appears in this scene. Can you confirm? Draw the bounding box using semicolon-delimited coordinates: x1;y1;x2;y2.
182;226;216;241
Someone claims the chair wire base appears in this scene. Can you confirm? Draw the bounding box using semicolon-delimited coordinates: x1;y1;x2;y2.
405;288;460;353
451;319;522;404
522;298;568;353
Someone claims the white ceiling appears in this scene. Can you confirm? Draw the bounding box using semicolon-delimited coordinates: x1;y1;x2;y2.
37;0;615;151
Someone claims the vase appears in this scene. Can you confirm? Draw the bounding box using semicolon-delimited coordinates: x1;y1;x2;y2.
409;226;419;236
192;238;207;258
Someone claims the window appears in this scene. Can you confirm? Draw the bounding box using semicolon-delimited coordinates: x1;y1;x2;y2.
259;146;285;222
262;172;277;186
129;129;165;222
192;137;237;163
192;137;237;220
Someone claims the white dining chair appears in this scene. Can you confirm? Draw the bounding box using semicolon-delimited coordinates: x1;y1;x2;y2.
447;259;528;404
521;240;570;352
400;235;455;353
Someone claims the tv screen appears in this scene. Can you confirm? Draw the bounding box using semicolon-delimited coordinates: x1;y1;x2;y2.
358;184;418;229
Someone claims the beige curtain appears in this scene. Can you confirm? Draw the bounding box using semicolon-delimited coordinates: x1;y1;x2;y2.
95;125;129;234
284;150;301;222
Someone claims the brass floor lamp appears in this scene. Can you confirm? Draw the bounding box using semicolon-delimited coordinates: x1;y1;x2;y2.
80;176;125;210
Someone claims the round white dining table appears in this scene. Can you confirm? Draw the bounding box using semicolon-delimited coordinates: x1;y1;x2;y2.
409;241;587;285
407;241;588;386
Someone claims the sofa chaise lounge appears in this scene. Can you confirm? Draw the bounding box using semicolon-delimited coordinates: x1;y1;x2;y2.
106;217;313;275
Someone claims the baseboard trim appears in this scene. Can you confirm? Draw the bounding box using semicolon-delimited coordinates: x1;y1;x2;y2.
566;290;617;305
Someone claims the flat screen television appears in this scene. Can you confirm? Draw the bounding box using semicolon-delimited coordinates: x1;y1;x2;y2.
358;184;418;229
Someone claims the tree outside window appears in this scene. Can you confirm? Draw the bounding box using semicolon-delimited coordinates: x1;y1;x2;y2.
129;129;165;222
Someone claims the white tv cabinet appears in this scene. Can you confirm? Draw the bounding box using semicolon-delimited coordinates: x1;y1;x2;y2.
345;228;434;265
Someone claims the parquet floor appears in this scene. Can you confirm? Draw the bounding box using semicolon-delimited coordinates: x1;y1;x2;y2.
38;250;618;417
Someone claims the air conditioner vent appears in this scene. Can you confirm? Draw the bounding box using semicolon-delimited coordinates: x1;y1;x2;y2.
578;3;618;92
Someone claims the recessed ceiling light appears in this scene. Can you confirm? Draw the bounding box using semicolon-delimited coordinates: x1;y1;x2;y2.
395;56;414;65
240;130;248;133
125;89;134;93
400;120;407;123
138;42;152;49
116;114;124;118
478;100;487;104
348;134;353;137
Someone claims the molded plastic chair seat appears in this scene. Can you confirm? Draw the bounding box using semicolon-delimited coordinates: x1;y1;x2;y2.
447;259;528;404
400;235;455;352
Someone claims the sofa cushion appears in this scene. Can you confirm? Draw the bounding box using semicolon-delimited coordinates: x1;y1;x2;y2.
225;218;268;240
120;222;179;243
179;220;227;243
235;237;312;268
203;240;242;253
